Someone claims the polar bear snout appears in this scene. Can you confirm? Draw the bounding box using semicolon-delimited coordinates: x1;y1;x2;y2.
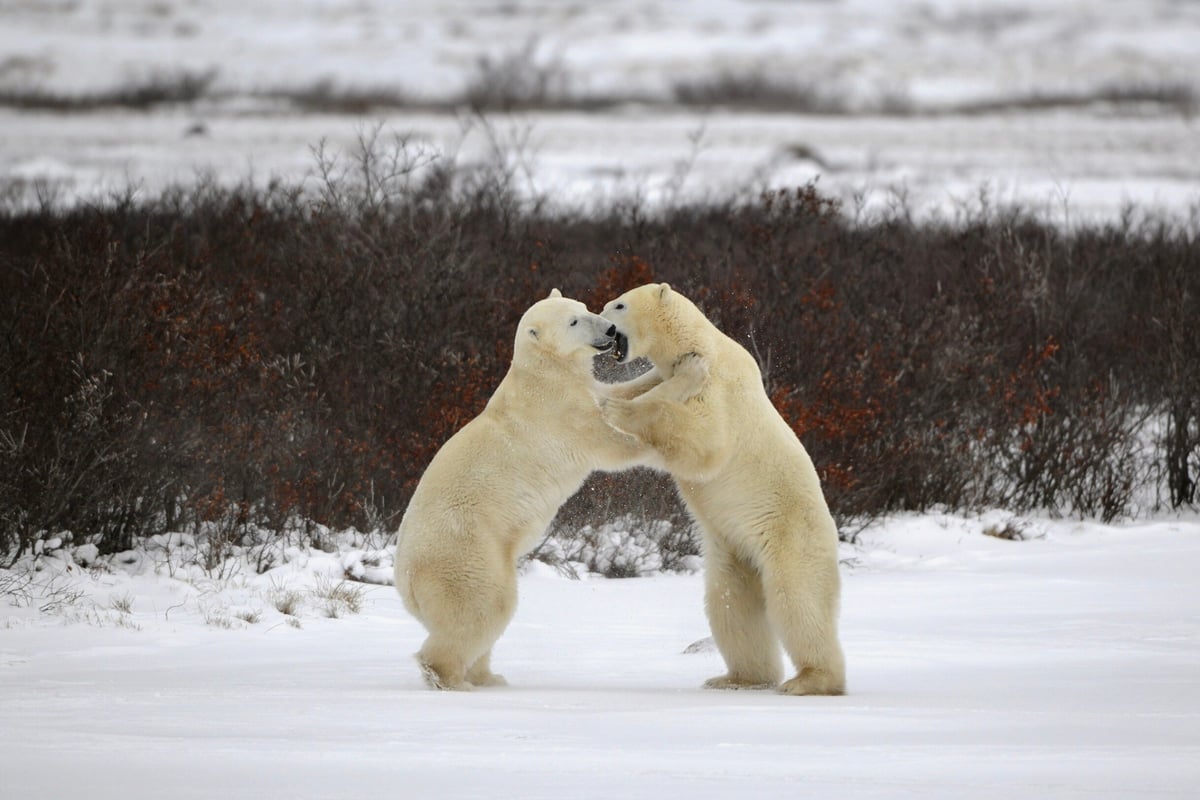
591;324;624;356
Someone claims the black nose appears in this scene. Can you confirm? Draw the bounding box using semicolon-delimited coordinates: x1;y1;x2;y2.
605;324;616;337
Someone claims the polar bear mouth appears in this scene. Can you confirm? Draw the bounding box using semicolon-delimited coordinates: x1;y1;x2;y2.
609;331;629;363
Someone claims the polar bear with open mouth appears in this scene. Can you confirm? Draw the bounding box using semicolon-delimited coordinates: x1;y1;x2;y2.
393;289;707;690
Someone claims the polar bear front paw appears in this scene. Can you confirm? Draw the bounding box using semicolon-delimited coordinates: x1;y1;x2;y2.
600;398;639;439
670;351;709;401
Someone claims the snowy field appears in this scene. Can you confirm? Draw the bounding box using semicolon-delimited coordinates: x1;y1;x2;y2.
2;0;1199;221
3;513;1199;799
5;106;1198;225
3;3;1200;796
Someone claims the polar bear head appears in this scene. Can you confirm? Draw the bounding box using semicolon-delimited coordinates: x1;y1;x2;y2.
514;288;619;369
601;282;699;365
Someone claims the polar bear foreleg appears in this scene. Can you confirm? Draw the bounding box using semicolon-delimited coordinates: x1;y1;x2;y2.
701;537;783;690
600;352;708;404
597;368;664;401
655;352;709;402
601;352;718;473
602;397;727;480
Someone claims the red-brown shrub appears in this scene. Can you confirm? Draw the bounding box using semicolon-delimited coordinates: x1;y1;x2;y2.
0;156;1195;564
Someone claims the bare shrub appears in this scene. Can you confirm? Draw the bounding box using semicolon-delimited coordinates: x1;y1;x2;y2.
0;69;217;110
311;576;366;618
201;606;237;630
235;609;262;625
271;81;414;114
0;142;1195;570
269;583;304;617
462;38;570;112
672;72;842;113
109;593;134;614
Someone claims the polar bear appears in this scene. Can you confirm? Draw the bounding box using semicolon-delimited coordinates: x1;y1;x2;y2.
600;283;846;696
393;289;707;690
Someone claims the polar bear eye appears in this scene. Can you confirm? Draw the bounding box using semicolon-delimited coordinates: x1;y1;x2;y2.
614;303;626;310
570;319;578;326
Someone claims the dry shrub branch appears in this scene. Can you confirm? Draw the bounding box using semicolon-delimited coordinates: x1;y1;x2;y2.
1;142;1197;566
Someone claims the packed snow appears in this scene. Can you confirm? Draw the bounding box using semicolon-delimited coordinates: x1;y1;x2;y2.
3;512;1199;798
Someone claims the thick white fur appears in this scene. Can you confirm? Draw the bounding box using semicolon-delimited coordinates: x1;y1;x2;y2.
600;283;846;696
393;289;707;690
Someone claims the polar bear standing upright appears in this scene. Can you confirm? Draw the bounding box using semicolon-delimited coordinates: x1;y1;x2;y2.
601;283;846;696
394;289;706;690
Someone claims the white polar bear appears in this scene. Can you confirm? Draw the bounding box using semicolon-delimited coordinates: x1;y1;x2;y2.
601;283;846;696
393;289;707;690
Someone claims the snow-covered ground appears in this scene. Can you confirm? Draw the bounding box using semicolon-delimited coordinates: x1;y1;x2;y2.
5;106;1198;224
6;0;1200;109
3;512;1199;799
3;5;1198;795
2;0;1199;222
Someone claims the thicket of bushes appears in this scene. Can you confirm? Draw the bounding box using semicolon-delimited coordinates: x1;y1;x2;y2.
1;134;1197;569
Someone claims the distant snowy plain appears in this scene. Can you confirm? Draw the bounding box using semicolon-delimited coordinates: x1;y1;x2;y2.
3;513;1199;799
2;0;1199;222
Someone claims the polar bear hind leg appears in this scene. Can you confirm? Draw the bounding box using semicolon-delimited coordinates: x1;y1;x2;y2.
701;538;783;690
411;568;517;691
762;557;846;696
415;635;474;691
465;649;508;687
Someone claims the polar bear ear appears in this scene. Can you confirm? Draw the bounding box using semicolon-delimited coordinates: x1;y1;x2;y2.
658;283;672;302
548;288;563;299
